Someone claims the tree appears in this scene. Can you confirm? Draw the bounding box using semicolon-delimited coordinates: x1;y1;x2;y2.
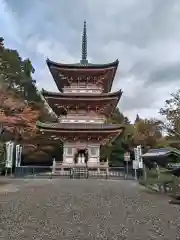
0;88;40;142
100;144;112;162
101;108;132;165
133;118;162;149
0;141;5;168
160;89;180;139
109;108;125;124
0;37;59;165
109;136;125;166
0;37;41;105
134;114;141;124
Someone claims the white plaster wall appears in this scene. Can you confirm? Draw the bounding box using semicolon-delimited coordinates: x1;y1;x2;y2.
63;143;74;165
88;144;100;164
63;157;74;164
63;89;102;94
59;113;106;124
63;85;103;94
60;118;104;124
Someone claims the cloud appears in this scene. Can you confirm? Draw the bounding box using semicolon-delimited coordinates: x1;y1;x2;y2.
1;0;180;121
0;0;21;45
148;63;180;84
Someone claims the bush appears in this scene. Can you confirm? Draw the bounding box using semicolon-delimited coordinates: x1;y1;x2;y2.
0;141;5;172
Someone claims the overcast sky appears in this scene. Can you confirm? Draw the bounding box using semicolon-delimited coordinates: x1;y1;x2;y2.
1;0;180;121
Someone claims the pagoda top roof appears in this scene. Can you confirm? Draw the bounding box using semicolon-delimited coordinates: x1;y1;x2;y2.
46;21;119;70
37;121;124;131
46;21;119;93
46;58;119;70
41;89;122;99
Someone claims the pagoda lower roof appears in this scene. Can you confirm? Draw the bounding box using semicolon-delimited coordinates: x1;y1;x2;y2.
36;121;124;132
36;121;124;145
41;89;122;99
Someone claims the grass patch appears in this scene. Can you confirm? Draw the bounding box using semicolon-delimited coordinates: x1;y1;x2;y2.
139;168;180;199
139;168;178;194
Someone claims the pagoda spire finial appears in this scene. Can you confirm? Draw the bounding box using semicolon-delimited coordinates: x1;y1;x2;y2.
80;21;88;65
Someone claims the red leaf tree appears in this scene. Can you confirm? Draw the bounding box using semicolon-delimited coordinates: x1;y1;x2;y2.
0;88;40;142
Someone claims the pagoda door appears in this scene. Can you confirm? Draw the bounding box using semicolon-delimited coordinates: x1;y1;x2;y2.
74;149;88;164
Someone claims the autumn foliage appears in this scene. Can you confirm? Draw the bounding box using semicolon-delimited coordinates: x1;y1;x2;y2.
0;87;40;141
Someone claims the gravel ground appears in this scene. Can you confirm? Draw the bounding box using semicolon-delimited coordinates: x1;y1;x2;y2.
0;179;179;239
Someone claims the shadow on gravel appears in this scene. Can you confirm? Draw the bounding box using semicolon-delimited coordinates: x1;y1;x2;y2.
0;182;9;186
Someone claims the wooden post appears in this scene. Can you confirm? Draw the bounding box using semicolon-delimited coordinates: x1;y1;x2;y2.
143;164;147;181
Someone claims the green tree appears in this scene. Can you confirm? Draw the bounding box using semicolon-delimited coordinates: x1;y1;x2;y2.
133;118;163;148
0;37;41;106
109;136;125;166
0;141;5;169
160;89;180;139
134;114;141;124
101;108;132;165
109;108;125;124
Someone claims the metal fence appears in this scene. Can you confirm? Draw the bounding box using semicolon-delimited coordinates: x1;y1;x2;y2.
14;166;135;180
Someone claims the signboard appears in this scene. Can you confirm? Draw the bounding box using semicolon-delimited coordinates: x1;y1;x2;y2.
52;158;56;174
137;145;143;168
138;162;143;169
134;148;138;161
137;145;142;161
124;152;130;162
134;145;142;161
134;145;143;169
5;141;14;168
15;144;22;167
132;160;139;169
19;146;22;166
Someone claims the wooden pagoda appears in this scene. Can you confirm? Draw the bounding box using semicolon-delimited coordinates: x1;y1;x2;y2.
37;21;124;168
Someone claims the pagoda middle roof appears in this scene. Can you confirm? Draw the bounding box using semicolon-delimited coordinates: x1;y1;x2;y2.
41;89;122;99
46;58;119;69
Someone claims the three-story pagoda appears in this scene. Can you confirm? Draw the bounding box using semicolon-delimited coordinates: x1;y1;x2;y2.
37;21;124;168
